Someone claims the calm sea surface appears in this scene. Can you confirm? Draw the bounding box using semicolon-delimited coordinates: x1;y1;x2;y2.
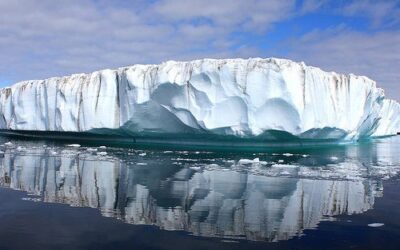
0;136;399;249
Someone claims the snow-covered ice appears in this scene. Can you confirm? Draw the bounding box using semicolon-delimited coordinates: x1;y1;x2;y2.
0;58;399;140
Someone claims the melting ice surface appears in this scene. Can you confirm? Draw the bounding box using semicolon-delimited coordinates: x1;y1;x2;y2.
0;136;399;243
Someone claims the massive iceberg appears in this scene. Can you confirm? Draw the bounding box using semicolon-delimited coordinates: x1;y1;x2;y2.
0;58;399;141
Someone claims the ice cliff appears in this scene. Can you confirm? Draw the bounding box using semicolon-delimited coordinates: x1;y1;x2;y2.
0;58;399;140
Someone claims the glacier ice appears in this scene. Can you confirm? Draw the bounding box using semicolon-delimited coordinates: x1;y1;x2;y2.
0;58;399;140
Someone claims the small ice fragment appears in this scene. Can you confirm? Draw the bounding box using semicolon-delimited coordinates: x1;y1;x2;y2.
330;156;338;161
86;148;98;152
97;152;107;156
4;142;13;147
16;146;25;151
139;153;147;156
302;154;308;157
272;164;297;168
253;158;260;163
221;240;239;243
238;159;254;164
137;162;147;166
278;159;284;163
368;223;384;227
22;197;41;202
67;144;81;148
283;153;293;157
50;151;57;155
98;146;107;149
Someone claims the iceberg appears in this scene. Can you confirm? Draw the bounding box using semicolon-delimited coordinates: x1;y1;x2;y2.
0;58;399;141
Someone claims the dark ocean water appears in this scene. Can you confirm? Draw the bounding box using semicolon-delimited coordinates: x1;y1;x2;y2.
0;136;399;249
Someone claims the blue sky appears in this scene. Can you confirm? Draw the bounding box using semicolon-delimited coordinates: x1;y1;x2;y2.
0;0;399;99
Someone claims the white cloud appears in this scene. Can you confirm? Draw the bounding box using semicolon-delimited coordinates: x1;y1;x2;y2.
0;0;299;84
341;0;400;27
151;0;295;31
286;28;400;99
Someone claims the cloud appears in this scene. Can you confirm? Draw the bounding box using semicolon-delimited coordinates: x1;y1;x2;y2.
340;0;400;28
152;0;296;32
286;27;400;99
0;0;300;84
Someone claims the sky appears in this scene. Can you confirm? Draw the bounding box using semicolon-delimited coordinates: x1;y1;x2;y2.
0;0;399;99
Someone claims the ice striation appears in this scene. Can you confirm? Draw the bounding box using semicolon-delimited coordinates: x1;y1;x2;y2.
1;58;399;140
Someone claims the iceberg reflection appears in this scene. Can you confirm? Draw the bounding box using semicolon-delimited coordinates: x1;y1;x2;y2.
0;137;399;242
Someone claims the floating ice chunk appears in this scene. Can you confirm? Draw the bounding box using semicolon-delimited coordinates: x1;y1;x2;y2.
278;159;284;163
139;153;147;156
238;159;254;164
272;164;298;168
283;153;293;157
16;146;25;151
237;158;268;166
330;156;339;161
86;148;98;152
4;142;13;147
22;197;41;202
98;146;107;149
238;158;260;164
137;162;147;166
97;152;107;156
67;144;81;148
368;223;384;227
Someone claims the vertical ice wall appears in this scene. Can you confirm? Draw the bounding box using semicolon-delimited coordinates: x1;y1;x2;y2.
0;58;398;139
